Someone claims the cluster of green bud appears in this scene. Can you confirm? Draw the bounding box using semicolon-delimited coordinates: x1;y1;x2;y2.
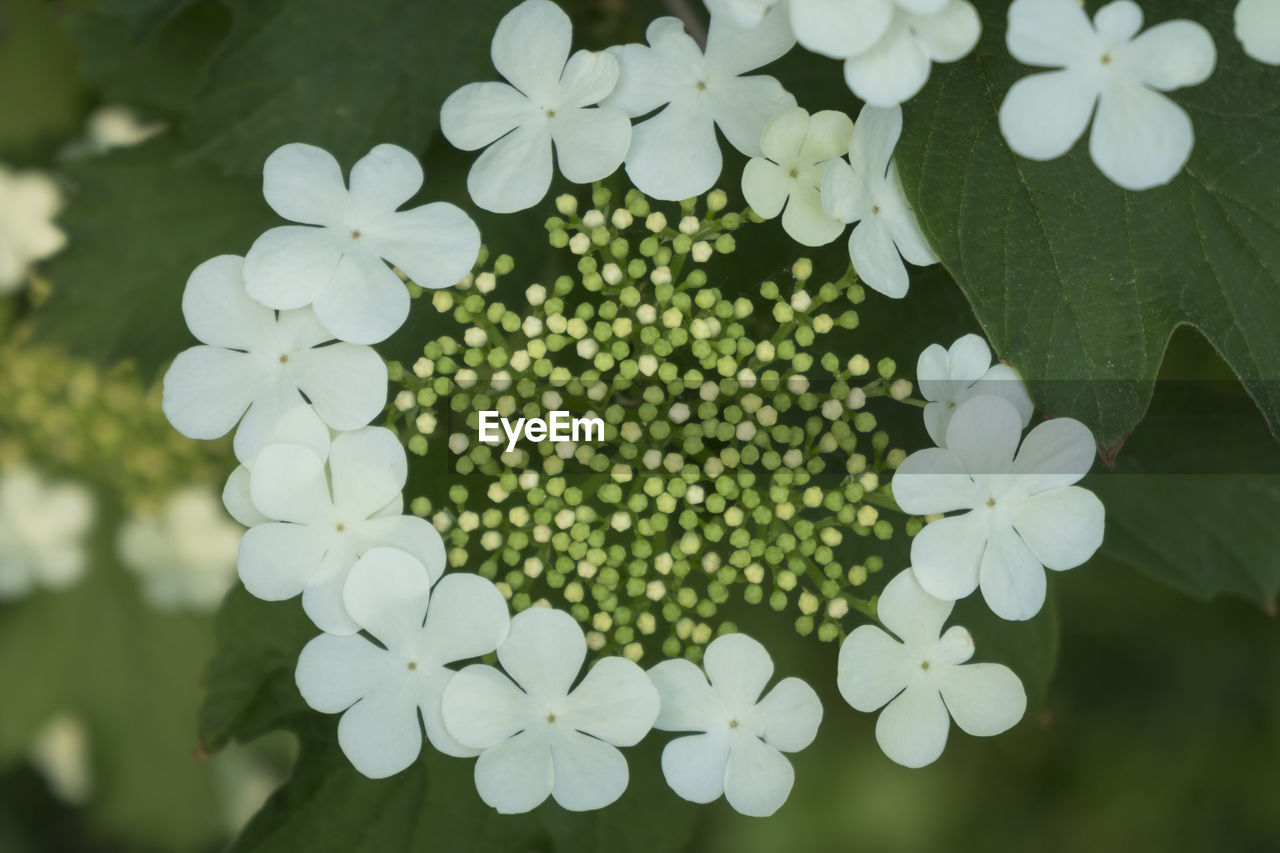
386;187;922;663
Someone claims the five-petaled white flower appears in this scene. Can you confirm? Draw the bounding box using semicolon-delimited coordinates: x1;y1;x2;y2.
295;547;510;778
647;632;821;817
161;255;387;464
1236;0;1280;64
0;164;66;293
441;0;632;214
788;0;981;106
237;428;445;634
999;0;1216;191
917;334;1034;447
892;394;1105;621
742;107;853;246
821;105;936;298
603;13;796;200
837;569;1026;768
441;607;660;813
0;467;94;600
243;143;480;344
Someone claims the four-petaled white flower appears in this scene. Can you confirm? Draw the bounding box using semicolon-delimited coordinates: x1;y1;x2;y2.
161;255;387;464
837;569;1026;768
742;107;853;247
603;13;796;200
237;427;445;634
788;0;981;106
917;334;1034;447
999;0;1216;191
441;0;631;214
892;394;1105;621
243;143;480;344
296;547;510;778
0;164;66;293
647;633;821;817
0;467;94;600
821;105;936;298
1236;0;1280;64
441;607;660;813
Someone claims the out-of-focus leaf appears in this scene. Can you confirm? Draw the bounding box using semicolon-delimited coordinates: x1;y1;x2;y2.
0;0;91;160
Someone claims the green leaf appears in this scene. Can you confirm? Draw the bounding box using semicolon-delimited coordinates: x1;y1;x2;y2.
0;0;91;160
894;0;1280;451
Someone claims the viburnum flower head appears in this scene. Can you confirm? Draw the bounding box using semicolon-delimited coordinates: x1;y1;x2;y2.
0;467;94;600
441;607;660;813
647;633;821;817
243;142;480;344
441;0;632;214
742;106;853;247
162;256;387;464
295;547;510;778
999;0;1216;191
788;0;981;106
917;334;1034;447
0;164;66;293
892;394;1105;621
1236;0;1280;64
821;105;937;298
837;569;1026;767
237;427;446;634
603;11;796;200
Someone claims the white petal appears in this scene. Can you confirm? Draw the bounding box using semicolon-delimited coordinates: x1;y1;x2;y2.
874;684;950;768
945;395;1023;477
161;347;262;440
648;658;722;732
843;20;933;107
849;104;901;186
707;75;796;158
879;164;937;265
704;633;774;714
498;607;586;702
418;668;478;757
364;202;481;289
602;20;704;117
347;144;423;223
932;624;976;666
248;442;331;523
749;677;822;752
1005;0;1098;67
911;1;981;63
660;731;731;803
1089;78;1193;190
625;101;721;201
1236;0;1280;64
971;364;1035;429
1010;415;1097;494
261;143;348;227
243;225;345;311
820;157;864;223
295;632;394;713
705;2;796;73
789;0;893;59
288;343;386;432
800;109;856;161
342;546;432;651
781;184;845;246
311;246;410;345
837;624;911;712
560;657;659;745
758;106;810;162
549;729;630;811
442;664;531;748
948;334;993;383
922;401;951;446
849;218;909;297
236;522;327;601
877;567;955;649
441;82;537;150
474;730;555;814
355;515;446;584
892;447;981;514
328;428;406;520
181;255;275;350
466;121;554;213
418;573;510;665
551;107;633;184
723;732;795;817
909;514;989;603
937;663;1026;736
301;552;359;635
1008;486;1104;570
742;159;791;219
1123;20;1216;90
556;49;620;108
337;681;423;778
978;524;1047;621
492;0;572;104
998;69;1098;161
1093;0;1143;42
221;466;266;527
232;402;330;467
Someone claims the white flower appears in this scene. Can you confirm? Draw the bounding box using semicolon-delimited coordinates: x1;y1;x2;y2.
237;427;446;634
788;0;981;106
441;607;659;813
161;255;386;463
706;0;788;29
741;107;852;246
821;105;936;298
85;105;165;151
917;334;1034;447
837;569;1026;767
892;395;1105;621
1236;0;1280;64
295;547;510;778
0;467;94;600
441;0;631;214
28;712;92;805
999;0;1216;191
603;13;796;200
118;486;242;611
0;165;65;292
647;632;821;816
243;143;480;344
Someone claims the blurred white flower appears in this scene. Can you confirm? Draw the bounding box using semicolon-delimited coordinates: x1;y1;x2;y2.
0;467;94;600
27;712;92;805
648;632;821;816
821;105;936;298
244;143;480;344
161;255;386;464
118;486;242;611
603;13;795;200
441;607;659;813
296;547;510;777
441;0;631;213
86;105;165;151
1236;0;1280;64
917;334;1034;447
0;164;66;293
999;0;1216;190
837;569;1026;767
